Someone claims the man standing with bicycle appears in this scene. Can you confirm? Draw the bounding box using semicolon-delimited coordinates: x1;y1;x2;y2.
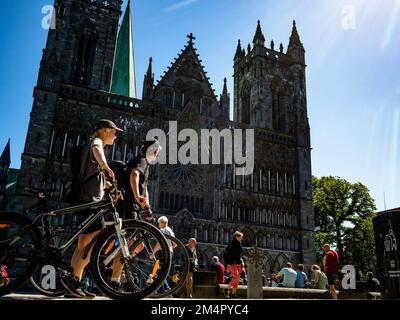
109;139;162;287
61;119;122;298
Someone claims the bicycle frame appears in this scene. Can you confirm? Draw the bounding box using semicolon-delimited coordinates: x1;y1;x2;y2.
27;193;132;262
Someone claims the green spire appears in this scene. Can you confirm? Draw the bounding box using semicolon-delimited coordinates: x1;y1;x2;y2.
111;0;136;98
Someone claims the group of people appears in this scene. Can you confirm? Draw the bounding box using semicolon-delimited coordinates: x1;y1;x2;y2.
269;244;342;299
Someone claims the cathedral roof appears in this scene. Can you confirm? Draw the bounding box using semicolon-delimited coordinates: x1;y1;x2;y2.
154;33;218;101
111;0;136;98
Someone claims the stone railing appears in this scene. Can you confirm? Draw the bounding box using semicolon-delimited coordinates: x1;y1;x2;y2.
59;84;156;113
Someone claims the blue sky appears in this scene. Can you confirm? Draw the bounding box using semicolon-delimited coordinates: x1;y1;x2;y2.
0;0;399;211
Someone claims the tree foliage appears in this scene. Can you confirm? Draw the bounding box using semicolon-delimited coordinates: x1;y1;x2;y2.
312;176;377;273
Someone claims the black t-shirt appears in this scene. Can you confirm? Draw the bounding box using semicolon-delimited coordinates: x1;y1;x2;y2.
123;155;149;207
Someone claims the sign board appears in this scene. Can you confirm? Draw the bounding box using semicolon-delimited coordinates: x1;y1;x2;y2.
373;209;400;299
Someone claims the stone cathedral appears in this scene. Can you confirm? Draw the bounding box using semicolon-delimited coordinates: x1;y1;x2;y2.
15;0;315;272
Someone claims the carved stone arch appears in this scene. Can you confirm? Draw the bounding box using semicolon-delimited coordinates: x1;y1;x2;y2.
271;252;289;273
241;226;256;248
278;233;284;249
263;251;274;274
173;209;195;242
202;246;218;268
291;253;302;266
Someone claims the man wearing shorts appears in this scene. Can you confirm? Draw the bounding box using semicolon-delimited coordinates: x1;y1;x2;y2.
322;243;340;299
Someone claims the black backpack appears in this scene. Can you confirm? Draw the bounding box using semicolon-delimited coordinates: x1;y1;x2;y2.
107;160;130;191
63;145;85;204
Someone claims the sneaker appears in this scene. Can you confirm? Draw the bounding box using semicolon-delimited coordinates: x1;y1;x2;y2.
231;294;240;299
60;273;85;298
109;280;120;291
224;289;231;298
82;288;96;298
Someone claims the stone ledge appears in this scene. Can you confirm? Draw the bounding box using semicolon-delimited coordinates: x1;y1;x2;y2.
193;284;340;299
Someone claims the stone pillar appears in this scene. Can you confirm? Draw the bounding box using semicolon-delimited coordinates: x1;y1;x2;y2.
243;246;265;299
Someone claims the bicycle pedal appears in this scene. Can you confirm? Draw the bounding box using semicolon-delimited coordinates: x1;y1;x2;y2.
22;244;35;250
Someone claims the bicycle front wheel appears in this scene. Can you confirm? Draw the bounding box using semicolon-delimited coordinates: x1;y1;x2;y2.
0;212;41;297
90;220;171;300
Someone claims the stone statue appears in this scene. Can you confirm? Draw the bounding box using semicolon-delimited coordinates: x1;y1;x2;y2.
126;149;134;161
115;148;122;161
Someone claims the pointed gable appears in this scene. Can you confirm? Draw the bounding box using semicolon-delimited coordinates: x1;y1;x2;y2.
154;34;218;102
176;97;203;132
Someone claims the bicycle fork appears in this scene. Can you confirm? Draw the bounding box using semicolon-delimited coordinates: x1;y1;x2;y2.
114;218;131;260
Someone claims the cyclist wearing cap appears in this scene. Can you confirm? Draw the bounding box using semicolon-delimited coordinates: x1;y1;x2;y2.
61;119;122;298
110;139;162;287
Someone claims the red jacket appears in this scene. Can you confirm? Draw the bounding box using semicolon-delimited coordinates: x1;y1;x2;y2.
209;262;226;284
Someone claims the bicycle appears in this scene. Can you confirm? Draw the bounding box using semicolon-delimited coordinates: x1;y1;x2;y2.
27;192;190;299
0;182;172;300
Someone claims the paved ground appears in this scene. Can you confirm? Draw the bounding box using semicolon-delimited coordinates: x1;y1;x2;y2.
1;293;208;300
1;293;112;300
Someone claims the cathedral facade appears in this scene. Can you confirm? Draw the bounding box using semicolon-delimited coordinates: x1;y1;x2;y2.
16;0;315;273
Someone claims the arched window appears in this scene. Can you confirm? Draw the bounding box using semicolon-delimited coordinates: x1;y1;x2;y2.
104;65;112;88
158;192;164;208
174;194;179;209
241;82;251;124
273;90;286;132
164;88;173;106
73;20;97;85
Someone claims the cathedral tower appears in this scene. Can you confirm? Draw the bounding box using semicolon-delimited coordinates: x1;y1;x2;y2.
17;0;124;208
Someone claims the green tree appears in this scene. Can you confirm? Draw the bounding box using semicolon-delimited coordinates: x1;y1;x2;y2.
343;213;377;275
312;176;376;262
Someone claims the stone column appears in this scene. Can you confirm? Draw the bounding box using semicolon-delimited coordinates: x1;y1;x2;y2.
243;246;265;299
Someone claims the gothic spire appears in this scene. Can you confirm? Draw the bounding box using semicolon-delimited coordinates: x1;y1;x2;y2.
253;20;265;46
220;78;230;120
288;20;303;47
111;0;136;98
0;139;10;164
222;77;228;96
142;57;154;100
235;40;242;59
146;57;153;78
287;20;305;63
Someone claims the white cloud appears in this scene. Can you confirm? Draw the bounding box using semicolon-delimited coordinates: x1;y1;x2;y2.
164;0;199;12
381;0;400;50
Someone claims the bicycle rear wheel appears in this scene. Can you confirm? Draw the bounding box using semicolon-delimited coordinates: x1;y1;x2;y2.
90;220;171;300
0;212;41;297
150;234;189;298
